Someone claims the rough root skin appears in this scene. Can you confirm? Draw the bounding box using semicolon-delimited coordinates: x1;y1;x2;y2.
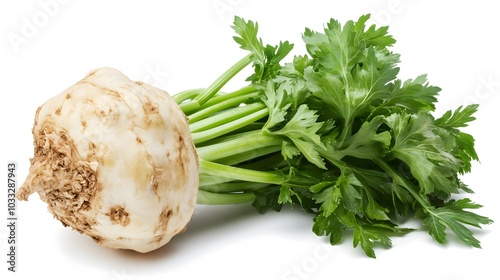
17;118;99;235
17;67;199;253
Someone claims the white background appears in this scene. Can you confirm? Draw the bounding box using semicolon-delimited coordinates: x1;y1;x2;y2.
1;1;499;279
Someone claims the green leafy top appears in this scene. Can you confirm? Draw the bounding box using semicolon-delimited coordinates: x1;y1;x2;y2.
178;14;492;258
233;16;293;84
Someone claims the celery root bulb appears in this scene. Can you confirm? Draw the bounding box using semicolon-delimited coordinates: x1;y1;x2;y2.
17;67;199;253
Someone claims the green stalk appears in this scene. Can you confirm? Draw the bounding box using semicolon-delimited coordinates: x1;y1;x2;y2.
200;159;284;185
173;88;204;105
190;102;266;132
198;173;234;187
197;190;256;205
195;126;265;146
194;54;252;105
236;152;286;171
196;130;281;161
197;85;257;111
213;146;282;166
201;182;269;193
188;92;260;123
191;107;268;144
174;58;287;204
179;54;253;114
338;117;353;147
172;55;278;206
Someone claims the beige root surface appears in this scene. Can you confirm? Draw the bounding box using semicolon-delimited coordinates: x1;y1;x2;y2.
18;67;199;253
